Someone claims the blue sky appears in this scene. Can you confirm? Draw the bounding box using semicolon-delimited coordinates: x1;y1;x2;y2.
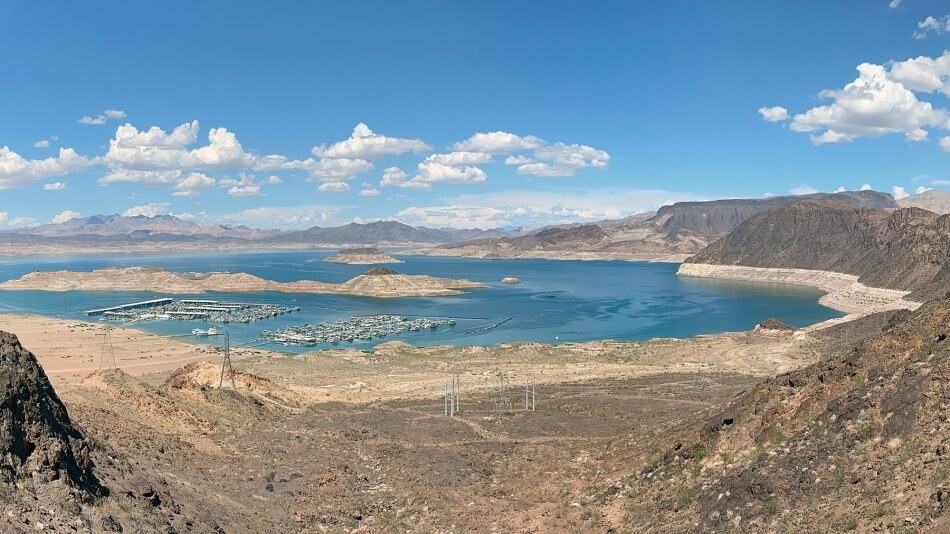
2;1;950;229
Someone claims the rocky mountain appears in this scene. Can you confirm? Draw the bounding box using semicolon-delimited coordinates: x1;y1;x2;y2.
270;220;509;245
424;190;898;261
898;189;950;214
687;200;950;297
596;297;950;532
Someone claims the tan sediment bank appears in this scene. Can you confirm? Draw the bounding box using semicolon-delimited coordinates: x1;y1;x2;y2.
0;266;485;298
677;263;921;330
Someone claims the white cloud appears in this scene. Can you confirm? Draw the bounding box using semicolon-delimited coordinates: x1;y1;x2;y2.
889;52;950;95
227;185;261;197
453;131;542;153
172;172;215;197
789;63;947;144
916;186;931;194
78;108;127;125
405;161;488;189
504;155;533;165
835;186;846;192
100;169;184;185
358;187;380;197
893;186;909;199
8;217;38;227
264;175;282;184
0;212;7;225
307;157;373;181
43;182;66;191
122;203;170;217
860;183;873;190
941;136;950;152
379;166;410;188
313;123;430;159
32;140;50;148
889;0;902;8
51;210;82;224
913;15;950;39
790;184;819;195
318;181;351;192
758;106;789;122
425;152;492;166
0;146;95;189
515;143;610;177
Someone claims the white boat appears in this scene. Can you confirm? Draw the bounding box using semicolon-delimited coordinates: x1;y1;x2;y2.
191;327;221;337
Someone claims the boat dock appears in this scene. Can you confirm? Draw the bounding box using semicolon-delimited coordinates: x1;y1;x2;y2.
84;298;173;316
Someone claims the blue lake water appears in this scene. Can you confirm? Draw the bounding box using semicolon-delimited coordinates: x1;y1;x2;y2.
0;251;843;351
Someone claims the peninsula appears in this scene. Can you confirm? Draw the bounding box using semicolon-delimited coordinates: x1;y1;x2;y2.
0;266;485;298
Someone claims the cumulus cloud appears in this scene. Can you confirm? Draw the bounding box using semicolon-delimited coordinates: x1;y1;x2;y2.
789;63;946;144
122;203;170;217
835;186;846;192
453;131;542;153
78;108;127;125
893;186;910;200
32;140;50;148
358;187;380;197
264;175;282;184
515;143;610;177
318;181;351;192
758;106;789;122
394;205;508;229
913;15;950;39
424;152;492;166
790;183;819;195
889;0;902;8
861;183;873;190
889;52;950;95
379;167;410;188
43;182;66;191
51;210;82;224
172;172;215;197
916;186;932;194
313;123;430;159
0;147;95;189
307;157;373;181
504;155;533;165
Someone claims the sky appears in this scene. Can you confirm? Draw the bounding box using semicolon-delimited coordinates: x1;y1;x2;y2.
2;1;950;230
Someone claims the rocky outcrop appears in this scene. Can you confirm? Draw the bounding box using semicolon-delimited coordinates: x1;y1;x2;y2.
687;201;950;295
0;331;102;497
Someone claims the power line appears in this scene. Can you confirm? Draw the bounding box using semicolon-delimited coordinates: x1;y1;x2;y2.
218;331;235;388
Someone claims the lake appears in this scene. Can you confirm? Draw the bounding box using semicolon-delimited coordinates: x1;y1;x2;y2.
0;250;842;351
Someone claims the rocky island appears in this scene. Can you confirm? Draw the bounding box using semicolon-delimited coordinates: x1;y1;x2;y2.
0;266;485;298
323;247;403;264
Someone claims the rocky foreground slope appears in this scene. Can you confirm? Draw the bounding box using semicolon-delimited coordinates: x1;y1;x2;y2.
687;201;950;299
594;296;950;533
0;332;199;532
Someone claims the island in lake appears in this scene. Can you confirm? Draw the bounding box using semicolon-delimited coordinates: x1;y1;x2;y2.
0;266;484;298
323;247;403;264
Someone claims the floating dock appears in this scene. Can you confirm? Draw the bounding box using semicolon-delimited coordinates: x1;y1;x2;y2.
84;298;173;316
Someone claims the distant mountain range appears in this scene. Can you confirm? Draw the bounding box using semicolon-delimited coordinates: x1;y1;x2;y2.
422;190;898;261
897;189;950;214
0;214;515;250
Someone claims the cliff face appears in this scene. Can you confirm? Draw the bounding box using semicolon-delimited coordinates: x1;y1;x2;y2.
688;201;950;293
0;332;102;497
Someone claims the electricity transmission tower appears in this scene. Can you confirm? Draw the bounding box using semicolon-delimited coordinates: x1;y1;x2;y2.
444;373;460;416
98;325;116;370
218;331;235;388
494;371;512;416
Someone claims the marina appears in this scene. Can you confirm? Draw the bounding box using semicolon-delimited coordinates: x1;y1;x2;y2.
91;298;299;324
260;315;457;346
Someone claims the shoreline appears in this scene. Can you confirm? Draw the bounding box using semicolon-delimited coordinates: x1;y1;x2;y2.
677;263;922;330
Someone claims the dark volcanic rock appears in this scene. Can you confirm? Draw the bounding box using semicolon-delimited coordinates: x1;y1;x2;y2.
362;267;398;276
0;331;102;497
756;318;795;331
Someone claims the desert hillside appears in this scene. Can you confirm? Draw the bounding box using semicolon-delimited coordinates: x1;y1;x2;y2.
687;201;950;296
